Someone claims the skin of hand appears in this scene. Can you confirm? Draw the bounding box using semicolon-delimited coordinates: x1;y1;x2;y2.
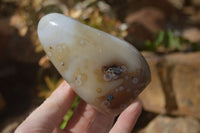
15;81;142;133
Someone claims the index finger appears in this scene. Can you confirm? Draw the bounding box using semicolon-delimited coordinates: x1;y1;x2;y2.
15;81;76;133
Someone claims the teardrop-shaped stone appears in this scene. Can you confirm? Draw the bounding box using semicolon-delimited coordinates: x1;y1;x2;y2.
37;13;151;116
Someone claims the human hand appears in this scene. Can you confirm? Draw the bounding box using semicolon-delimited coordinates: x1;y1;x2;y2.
15;81;142;133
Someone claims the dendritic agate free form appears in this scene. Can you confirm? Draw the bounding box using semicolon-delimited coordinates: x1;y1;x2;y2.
38;13;151;116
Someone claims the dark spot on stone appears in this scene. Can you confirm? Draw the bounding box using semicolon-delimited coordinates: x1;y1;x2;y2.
107;94;113;101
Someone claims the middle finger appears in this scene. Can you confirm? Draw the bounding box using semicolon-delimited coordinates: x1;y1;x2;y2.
64;100;115;133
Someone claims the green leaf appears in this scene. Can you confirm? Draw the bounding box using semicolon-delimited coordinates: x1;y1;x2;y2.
59;96;80;129
155;30;165;46
60;110;73;129
172;37;181;50
166;30;174;48
145;40;156;51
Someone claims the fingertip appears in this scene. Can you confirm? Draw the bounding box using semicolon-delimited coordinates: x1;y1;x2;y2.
126;98;142;114
110;98;142;133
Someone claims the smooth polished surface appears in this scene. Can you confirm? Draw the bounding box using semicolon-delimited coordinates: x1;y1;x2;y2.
38;13;151;115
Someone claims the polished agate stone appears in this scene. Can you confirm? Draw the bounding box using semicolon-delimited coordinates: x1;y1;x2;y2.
37;13;151;116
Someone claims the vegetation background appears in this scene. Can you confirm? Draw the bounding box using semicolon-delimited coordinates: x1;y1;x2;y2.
0;0;200;132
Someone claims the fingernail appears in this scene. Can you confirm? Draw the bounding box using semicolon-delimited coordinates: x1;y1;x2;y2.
127;99;142;112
